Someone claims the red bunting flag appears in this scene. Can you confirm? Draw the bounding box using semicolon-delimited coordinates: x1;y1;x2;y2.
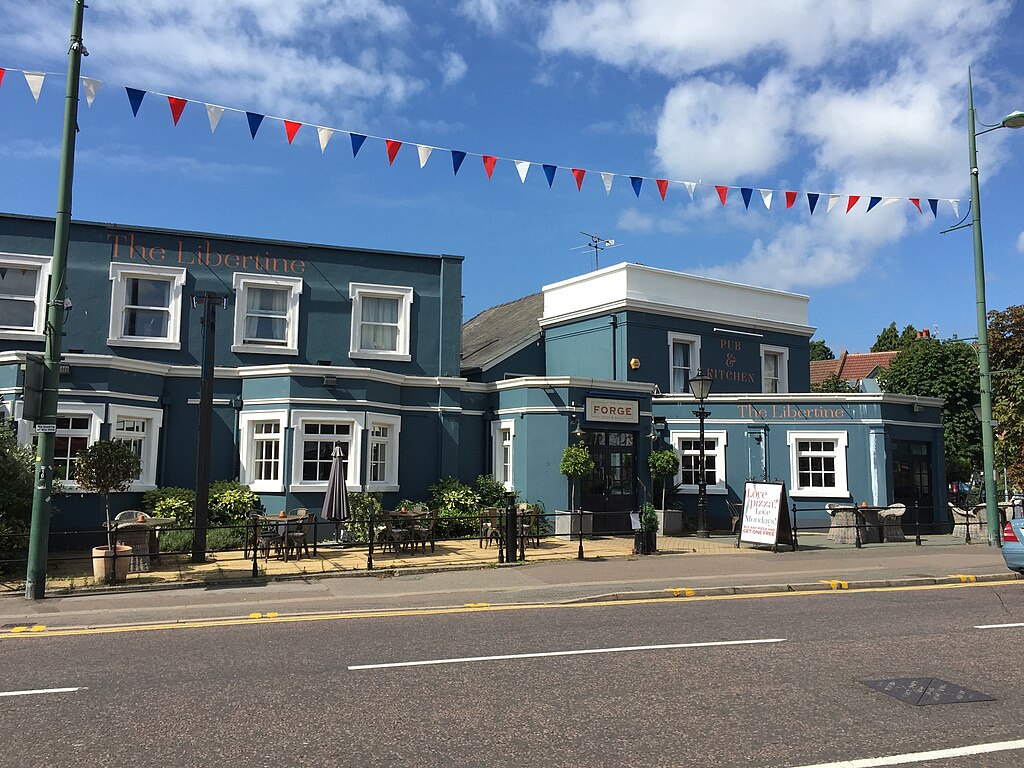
656;179;668;200
908;197;922;213
715;186;729;205
571;168;586;191
0;69;6;88
284;120;302;145
785;191;797;208
846;195;860;213
482;155;497;179
167;97;187;125
386;139;402;165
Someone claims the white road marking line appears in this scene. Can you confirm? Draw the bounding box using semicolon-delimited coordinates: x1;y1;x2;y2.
975;621;1024;629
348;637;785;670
786;738;1024;767
0;687;80;698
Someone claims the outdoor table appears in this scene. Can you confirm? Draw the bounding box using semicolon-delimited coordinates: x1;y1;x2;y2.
258;514;305;561
389;510;428;552
111;516;175;572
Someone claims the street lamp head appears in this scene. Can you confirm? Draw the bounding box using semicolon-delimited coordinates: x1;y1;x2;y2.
1002;111;1024;129
688;369;713;402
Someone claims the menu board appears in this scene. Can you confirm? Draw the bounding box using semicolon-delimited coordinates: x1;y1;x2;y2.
739;481;795;550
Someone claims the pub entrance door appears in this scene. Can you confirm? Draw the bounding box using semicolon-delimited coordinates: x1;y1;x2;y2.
893;440;936;533
580;429;638;533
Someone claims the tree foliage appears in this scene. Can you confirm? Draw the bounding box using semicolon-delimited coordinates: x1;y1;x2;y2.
876;338;979;481
809;339;835;361
811;373;858;393
560;444;594;513
73;439;142;551
871;322;918;352
988;304;1024;489
0;419;34;543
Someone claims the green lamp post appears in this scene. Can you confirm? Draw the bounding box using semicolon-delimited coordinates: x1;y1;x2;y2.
965;68;1023;545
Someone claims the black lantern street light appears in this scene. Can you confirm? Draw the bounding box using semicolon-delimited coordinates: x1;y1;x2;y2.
688;369;713;538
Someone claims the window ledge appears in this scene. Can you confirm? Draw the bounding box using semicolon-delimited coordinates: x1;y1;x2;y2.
676;485;729;495
0;330;45;342
365;483;400;493
231;343;299;356
790;489;851;499
248;482;285;494
108;337;181;351
349;351;412;363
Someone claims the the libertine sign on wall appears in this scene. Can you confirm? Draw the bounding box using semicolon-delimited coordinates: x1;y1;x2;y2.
585;397;638;424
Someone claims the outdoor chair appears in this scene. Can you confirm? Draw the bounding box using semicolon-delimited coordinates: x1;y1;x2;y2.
376;509;409;554
879;503;907;542
825;503;860;544
284;513;316;560
481;507;502;548
410;509;438;554
948;502;980;539
728;502;743;533
518;504;540;548
246;512;282;560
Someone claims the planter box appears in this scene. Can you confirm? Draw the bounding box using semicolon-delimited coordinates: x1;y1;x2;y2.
633;530;657;555
554;509;593;539
657;510;683;535
92;545;132;585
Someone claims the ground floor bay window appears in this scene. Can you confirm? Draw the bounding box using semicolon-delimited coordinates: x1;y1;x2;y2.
787;431;850;499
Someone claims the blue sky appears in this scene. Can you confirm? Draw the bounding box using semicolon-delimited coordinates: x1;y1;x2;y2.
1;0;1022;353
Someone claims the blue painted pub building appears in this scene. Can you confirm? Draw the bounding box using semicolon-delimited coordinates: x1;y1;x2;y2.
0;212;947;535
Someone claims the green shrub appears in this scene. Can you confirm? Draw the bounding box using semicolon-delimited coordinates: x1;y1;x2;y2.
158;527;192;553
209;480;261;526
158;525;245;553
474;474;509;508
640;502;659;533
344;492;383;543
428;476;481;538
143;487;195;523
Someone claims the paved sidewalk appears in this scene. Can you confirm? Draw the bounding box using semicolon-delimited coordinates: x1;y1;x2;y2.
1;532;1018;611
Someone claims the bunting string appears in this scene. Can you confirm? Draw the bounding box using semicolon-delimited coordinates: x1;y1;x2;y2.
0;65;961;219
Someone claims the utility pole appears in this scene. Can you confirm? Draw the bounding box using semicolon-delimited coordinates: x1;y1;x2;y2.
25;0;88;600
191;292;229;563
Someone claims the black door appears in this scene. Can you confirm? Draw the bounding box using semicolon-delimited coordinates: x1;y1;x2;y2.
580;429;637;533
893;440;936;533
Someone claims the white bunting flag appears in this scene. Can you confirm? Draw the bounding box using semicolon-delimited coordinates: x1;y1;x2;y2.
417;145;432;168
827;194;841;213
881;197;901;206
683;181;697;201
317;127;334;153
205;104;224;133
23;71;45;102
949;199;960;218
80;77;100;106
760;189;773;209
515;160;530;183
600;172;614;195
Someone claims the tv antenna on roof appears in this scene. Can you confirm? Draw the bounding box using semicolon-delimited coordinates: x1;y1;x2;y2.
571;232;622;271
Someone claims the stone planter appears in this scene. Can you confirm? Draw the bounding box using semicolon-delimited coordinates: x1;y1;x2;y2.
657;510;682;535
92;545;132;585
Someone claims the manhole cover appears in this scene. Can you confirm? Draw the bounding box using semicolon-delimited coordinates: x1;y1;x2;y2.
861;677;995;706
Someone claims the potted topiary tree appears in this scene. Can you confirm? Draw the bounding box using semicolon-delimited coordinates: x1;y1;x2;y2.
560;443;594;556
74;439;141;585
635;501;659;555
648;448;680;534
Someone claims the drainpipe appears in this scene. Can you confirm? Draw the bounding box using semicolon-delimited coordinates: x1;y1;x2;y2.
609;315;618;380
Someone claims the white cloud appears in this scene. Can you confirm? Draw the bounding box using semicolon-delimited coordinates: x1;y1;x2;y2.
655;71;796;182
0;0;424;125
439;50;468;87
1017;231;1024;254
458;0;531;32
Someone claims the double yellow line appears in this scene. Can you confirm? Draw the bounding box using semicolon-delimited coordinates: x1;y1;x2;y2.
1;578;1017;640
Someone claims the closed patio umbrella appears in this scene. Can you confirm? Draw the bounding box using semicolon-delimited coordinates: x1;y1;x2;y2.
321;443;350;543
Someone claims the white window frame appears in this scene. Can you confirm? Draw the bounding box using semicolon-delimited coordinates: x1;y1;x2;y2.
668;333;701;394
760;344;790;394
491;419;515;491
0;253;51;342
108;404;164;491
671;430;728;495
108;263;186;350
365;413;401;492
232;273;303;356
289;410;364;493
787;430;850;499
19;403;105;492
239;410;288;493
349;283;414;362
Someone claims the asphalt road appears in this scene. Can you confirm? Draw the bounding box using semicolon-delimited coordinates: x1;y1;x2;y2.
2;580;1023;767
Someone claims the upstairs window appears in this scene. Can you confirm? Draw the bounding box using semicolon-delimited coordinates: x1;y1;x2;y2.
760;345;790;393
0;253;50;341
668;333;701;393
349;283;414;362
232;275;302;355
108;264;186;350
